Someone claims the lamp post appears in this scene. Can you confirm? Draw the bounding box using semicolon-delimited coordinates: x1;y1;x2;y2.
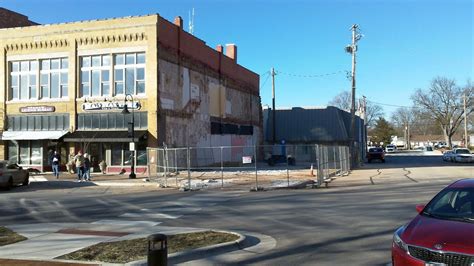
122;94;136;179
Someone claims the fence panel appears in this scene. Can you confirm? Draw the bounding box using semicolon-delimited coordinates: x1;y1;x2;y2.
147;144;351;190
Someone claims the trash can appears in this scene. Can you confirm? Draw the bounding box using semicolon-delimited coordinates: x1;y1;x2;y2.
148;233;168;266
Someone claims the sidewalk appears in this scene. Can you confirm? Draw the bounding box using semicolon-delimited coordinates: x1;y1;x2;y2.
0;222;254;266
32;171;159;187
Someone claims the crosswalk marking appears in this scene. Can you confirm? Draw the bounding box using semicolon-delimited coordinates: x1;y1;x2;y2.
91;220;161;226
29;176;48;182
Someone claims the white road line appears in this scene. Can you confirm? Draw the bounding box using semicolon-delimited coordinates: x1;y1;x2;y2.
119;212;182;219
91;219;161;226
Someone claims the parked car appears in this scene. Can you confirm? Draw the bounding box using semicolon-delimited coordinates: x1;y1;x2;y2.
392;178;474;265
434;142;448;149
367;147;385;163
0;160;29;190
385;144;396;153
442;150;456;162
452;148;473;163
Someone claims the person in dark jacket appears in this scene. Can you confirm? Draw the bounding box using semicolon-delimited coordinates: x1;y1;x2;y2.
51;151;61;179
83;153;91;181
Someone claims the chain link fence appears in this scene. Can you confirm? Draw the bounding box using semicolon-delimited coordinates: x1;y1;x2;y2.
147;144;350;190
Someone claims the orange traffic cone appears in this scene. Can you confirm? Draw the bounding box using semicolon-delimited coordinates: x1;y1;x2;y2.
310;164;315;177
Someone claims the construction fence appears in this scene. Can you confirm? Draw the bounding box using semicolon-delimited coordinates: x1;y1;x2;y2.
147;144;351;190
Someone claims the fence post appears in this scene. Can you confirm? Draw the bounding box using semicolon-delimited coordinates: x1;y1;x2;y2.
254;144;258;190
174;149;178;173
286;146;290;187
315;144;321;187
187;147;191;190
221;147;224;188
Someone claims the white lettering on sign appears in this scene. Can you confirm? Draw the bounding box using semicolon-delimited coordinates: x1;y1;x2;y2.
82;101;141;111
20;106;55;113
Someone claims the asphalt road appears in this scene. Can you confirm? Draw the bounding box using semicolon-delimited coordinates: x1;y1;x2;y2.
0;152;473;265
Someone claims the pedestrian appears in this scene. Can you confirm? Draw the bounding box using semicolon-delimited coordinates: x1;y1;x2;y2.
74;151;85;182
51;150;61;179
83;153;91;181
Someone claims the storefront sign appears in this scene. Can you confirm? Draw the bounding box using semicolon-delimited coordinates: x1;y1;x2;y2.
20;106;55;113
82;101;141;111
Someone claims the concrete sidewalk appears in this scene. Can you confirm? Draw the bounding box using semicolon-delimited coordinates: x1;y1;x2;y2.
30;172;159;187
0;221;276;266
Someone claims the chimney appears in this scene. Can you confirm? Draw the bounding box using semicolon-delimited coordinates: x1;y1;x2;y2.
216;45;224;53
225;44;237;62
174;16;183;29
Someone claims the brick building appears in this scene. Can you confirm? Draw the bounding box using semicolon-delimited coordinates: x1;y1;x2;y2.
0;10;262;173
0;8;38;29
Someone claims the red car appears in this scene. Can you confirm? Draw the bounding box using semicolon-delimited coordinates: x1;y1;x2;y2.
367;147;385;163
392;179;474;265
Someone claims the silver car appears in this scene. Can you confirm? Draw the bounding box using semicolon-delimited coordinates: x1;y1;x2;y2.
442;150;455;162
0;160;30;190
452;148;473;163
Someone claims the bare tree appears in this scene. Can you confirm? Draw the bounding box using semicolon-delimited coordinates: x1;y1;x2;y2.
411;77;473;148
329;91;384;128
329;91;351;111
365;103;384;128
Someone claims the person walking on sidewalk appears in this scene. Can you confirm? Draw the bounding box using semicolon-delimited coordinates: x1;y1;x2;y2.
51;151;61;179
83;153;92;181
74;151;85;182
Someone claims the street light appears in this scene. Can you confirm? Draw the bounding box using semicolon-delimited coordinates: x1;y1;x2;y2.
122;94;136;179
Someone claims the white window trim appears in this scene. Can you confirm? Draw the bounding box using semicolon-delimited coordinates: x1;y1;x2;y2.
80;54;112;98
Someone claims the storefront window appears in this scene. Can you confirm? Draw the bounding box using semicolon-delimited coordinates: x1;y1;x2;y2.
111;143;122;165
124;150;133;165
31;141;42;165
136;143;147;166
19;142;29;165
8;142;18;164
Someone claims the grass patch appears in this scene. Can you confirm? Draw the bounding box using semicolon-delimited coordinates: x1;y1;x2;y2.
57;230;239;263
0;226;27;246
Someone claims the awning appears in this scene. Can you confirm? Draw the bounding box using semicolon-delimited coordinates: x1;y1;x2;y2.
63;130;147;142
2;130;69;140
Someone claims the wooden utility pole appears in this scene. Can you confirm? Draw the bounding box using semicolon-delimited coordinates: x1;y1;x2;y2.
464;93;468;147
271;67;276;144
347;24;360;166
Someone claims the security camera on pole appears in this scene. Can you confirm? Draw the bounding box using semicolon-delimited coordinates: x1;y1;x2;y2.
345;24;362;168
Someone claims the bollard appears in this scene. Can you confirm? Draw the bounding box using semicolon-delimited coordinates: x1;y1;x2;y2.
148;233;168;266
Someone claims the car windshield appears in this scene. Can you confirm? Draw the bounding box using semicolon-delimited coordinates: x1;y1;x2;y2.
456;149;470;154
423;188;474;222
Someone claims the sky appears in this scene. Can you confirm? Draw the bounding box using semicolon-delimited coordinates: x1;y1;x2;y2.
2;0;473;117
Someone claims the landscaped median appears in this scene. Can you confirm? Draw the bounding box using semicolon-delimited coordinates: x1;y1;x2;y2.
0;227;27;247
56;230;240;264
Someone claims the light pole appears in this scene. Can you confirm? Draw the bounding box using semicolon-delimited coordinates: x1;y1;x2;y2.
122;94;136;179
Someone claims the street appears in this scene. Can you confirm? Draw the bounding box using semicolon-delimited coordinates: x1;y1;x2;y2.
1;152;473;265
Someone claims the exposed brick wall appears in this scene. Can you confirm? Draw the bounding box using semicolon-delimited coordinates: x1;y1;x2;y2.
0;8;38;29
157;16;259;93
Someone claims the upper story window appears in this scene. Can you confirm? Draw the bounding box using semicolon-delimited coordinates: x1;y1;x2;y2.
80;55;111;98
79;52;145;98
10;58;68;101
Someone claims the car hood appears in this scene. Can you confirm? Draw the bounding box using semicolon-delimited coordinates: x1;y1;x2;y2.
402;215;474;254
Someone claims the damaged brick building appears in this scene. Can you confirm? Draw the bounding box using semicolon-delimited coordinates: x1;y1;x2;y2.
0;9;262;173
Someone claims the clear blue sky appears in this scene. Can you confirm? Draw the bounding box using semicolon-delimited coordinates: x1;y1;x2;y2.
2;0;473;116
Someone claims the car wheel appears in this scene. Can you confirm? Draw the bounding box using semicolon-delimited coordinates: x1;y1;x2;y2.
6;177;13;190
22;174;29;186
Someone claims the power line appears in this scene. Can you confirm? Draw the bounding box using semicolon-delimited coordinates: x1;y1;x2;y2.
366;99;470;110
260;71;271;88
275;69;348;79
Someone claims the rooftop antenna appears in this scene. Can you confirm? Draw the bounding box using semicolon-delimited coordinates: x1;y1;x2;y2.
188;8;195;35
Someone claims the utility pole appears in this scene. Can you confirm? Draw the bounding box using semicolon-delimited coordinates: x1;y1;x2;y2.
271;67;276;144
464;93;468;147
346;24;361;167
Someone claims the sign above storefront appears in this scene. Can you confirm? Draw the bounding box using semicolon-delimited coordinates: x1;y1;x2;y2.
20;106;55;113
82;101;141;111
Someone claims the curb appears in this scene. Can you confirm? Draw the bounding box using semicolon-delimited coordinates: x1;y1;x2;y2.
125;230;247;266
